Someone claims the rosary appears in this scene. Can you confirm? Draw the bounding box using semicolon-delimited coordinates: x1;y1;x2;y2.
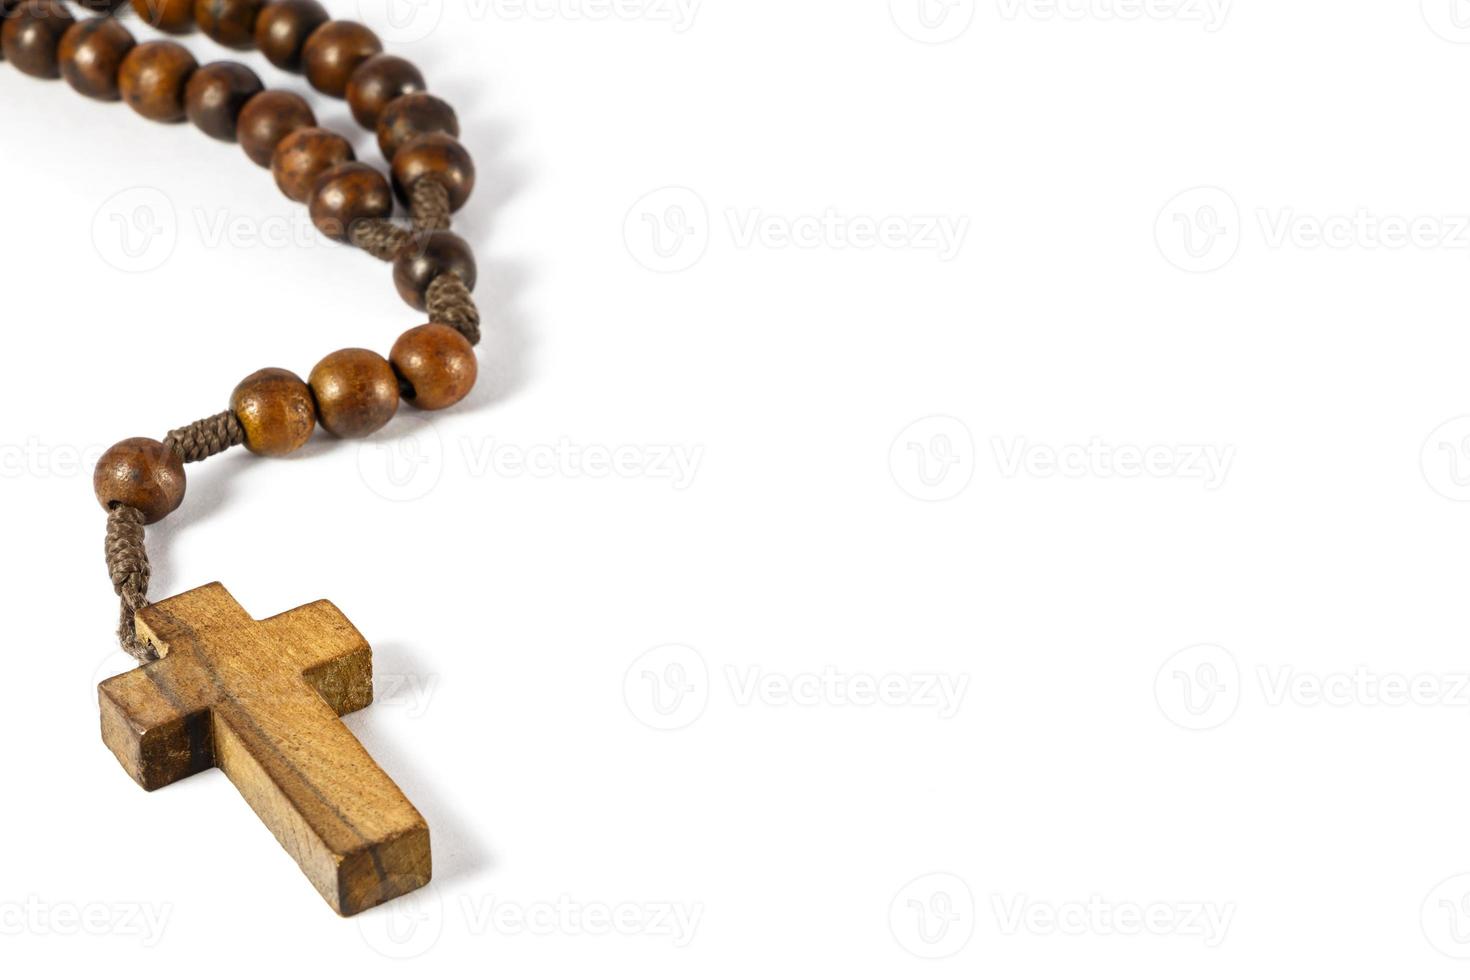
3;0;482;915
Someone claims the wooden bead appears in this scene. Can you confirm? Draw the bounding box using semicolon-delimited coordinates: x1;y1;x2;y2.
391;133;474;211
254;0;325;72
130;0;194;33
194;0;261;49
308;162;392;243
230;367;315;456
376;92;458;161
271;126;353;203
58;17;134;100
236;89;314;167
93;437;186;524
309;349;399;438
119;40;197;122
390;323;477;411
2;0;75;79
346;54;424;129
301;20;380;98
393;231;476;312
185;61;262;141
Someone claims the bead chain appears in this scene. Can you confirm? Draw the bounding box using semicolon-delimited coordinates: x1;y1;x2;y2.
0;0;486;658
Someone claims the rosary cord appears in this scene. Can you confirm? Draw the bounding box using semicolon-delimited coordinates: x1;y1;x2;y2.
104;177;479;660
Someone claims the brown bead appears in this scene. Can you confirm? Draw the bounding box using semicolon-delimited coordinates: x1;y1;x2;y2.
93;437;186;524
118;40;197;122
74;0;127;12
58;17;133;100
130;0;194;33
309;349;399;438
236;89;314;167
390;323;477;411
345;54;424;129
308;162;392;243
301;20;380;98
254;0;325;71
2;0;75;79
391;133;474;211
230;367;316;456
393;231;476;311
185;61;263;141
193;0;261;49
271;126;353;203
376;92;458;161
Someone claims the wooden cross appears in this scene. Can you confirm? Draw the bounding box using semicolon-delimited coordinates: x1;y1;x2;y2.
97;582;431;916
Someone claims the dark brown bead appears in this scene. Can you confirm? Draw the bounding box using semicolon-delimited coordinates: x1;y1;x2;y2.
254;0;325;71
390;323;477;411
308;162;393;243
193;0;261;49
271;126;353;203
74;0;126;12
345;54;424;129
391;133;474;211
301;20;380;98
235;89;313;167
118;40;197;122
376;92;458;161
94;437;186;524
185;61;262;141
2;0;75;79
393;231;476;311
231;368;316;456
130;0;194;32
309;349;399;438
58;17;133;100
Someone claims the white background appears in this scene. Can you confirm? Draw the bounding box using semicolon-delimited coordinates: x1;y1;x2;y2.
6;0;1470;974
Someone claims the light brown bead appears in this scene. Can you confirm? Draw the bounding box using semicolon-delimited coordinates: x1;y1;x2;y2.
194;0;261;49
390;323;477;411
185;61;263;141
391;133;474;211
58;17;134;100
376;92;458;161
131;0;194;33
308;162;393;243
345;53;423;129
230;367;316;456
2;0;75;79
309;349;399;438
94;437;186;524
236;89;314;167
271;126;353;203
119;40;197;122
301;19;380;98
254;0;326;71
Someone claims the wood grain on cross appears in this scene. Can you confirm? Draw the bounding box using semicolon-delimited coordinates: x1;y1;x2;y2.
97;582;431;916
